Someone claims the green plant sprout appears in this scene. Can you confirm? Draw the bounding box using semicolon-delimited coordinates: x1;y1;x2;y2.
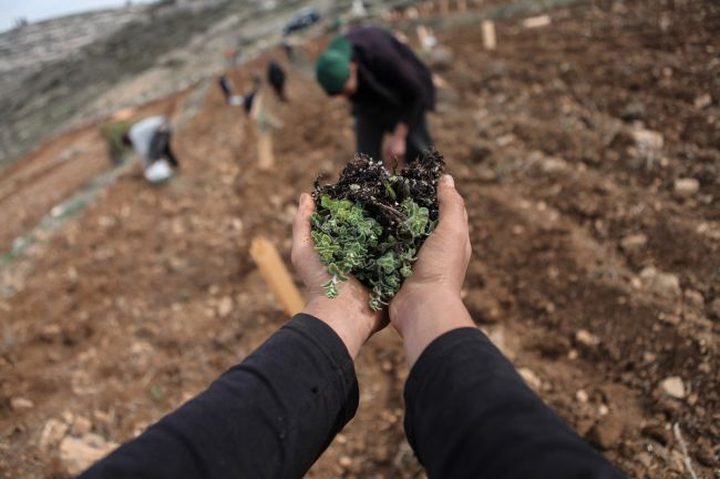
311;194;435;311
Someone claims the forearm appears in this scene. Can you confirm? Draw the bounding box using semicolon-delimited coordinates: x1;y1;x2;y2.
391;288;474;366
403;328;627;479
81;315;358;479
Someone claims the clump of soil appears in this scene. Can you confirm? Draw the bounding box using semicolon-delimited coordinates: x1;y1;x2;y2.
311;150;445;310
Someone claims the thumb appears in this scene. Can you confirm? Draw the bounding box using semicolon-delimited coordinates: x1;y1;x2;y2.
436;175;467;229
291;193;315;261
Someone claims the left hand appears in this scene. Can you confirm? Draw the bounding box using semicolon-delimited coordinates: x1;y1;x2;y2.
291;193;388;358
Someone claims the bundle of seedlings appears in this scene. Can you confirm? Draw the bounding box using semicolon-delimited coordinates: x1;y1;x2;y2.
311;149;445;310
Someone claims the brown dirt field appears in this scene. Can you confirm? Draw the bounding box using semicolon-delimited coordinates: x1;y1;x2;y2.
1;1;718;478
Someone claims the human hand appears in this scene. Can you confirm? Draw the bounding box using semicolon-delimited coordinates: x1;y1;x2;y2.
292;193;387;358
384;123;408;160
389;175;473;344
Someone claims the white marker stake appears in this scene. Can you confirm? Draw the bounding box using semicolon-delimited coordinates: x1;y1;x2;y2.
482;20;496;50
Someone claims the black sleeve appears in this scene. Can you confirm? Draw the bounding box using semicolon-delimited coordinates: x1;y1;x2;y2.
80;314;358;479
404;328;627;479
359;29;427;123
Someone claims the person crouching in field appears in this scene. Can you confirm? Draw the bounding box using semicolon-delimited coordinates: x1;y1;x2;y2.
315;26;435;166
122;115;179;184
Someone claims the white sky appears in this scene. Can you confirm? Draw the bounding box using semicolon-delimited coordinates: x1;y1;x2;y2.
0;0;156;32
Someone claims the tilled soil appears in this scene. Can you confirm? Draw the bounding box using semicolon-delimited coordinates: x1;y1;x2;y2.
1;1;718;478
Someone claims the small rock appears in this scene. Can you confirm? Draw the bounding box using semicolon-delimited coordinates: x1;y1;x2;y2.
338;455;353;468
631;128;664;151
62;411;75;425
694;93;712;110
620;234;648;253
575;329;600;348
540;157;567;174
39;418;69;450
59;434;118;476
496;134;515;147
518;368;542;390
10;397;34;411
673;178;700;198
576;389;589;403
636;451;653;468
464;288;501;323
708;298;720;320
588;416;623;450
670;449;686;472
534;335;570;359
598;404;609;416
620;102;645;122
71;416;93;437
217;296;233;318
522;14;551;28
683;289;704;309
639;267;681;298
660;376;686;399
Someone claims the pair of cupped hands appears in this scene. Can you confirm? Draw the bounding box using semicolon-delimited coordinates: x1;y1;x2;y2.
291;175;474;364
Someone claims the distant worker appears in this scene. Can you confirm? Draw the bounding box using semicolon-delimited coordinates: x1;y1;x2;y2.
218;74;243;107
316;26;435;164
267;60;287;102
122;115;179;184
218;73;261;114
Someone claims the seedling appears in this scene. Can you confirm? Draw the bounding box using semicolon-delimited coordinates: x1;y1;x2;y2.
311;150;445;310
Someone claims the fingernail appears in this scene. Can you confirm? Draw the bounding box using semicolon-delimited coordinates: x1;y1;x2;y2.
442;174;454;188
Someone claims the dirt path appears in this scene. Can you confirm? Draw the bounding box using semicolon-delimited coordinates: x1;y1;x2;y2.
1;1;718;478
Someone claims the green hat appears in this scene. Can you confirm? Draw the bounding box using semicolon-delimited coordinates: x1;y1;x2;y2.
316;36;352;95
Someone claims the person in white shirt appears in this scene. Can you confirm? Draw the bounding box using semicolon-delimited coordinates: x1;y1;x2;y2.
123;116;179;183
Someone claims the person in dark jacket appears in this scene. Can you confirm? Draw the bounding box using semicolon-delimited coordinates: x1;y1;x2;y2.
79;175;627;479
316;26;435;164
267;60;288;102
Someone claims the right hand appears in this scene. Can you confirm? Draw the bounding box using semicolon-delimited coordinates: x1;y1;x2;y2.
390;175;471;332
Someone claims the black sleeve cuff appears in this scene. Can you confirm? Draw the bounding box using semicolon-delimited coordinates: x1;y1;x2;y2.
286;313;356;376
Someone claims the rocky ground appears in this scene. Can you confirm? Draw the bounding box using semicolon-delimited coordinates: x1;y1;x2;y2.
1;0;719;478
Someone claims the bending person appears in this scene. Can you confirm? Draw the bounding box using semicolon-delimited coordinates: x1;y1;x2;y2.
123;115;178;184
315;26;435;165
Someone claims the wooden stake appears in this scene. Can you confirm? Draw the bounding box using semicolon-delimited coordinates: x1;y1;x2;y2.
257;129;275;170
439;0;449;14
522;14;551;28
482;20;496;50
250;237;305;316
251;92;275;170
